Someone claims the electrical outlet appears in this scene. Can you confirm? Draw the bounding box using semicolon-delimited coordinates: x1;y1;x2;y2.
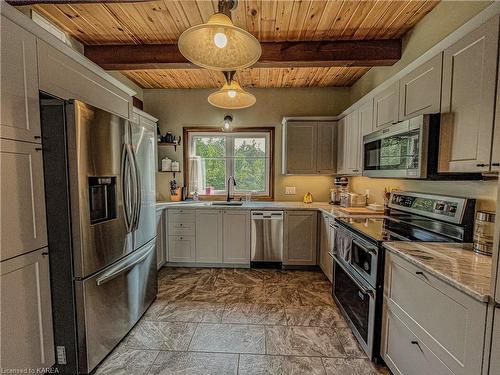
285;186;296;195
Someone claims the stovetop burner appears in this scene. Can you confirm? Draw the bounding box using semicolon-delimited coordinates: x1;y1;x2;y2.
336;214;468;244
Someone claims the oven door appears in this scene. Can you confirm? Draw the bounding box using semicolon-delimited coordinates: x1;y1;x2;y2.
333;256;376;358
363;117;426;178
350;236;378;288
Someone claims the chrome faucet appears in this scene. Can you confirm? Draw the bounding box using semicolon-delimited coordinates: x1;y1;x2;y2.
226;176;237;202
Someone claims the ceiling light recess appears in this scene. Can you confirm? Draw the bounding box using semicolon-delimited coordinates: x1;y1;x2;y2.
177;0;261;71
208;71;256;109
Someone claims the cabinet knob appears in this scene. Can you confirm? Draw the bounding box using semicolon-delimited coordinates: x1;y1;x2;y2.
34;135;41;140
35;147;43;152
476;163;489;167
41;252;49;257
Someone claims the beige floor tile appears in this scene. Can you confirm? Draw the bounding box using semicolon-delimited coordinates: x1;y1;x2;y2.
322;357;390;375
266;326;346;357
156;301;224;323
148;351;238;375
285;305;347;328
189;323;266;354
238;354;326;375
94;347;158;375
336;327;368;358
123;320;197;350
222;303;286;325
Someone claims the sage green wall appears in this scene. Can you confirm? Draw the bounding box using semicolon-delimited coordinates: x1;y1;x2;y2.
144;87;350;201
350;0;493;103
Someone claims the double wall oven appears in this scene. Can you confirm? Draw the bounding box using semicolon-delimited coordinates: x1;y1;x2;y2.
331;191;476;361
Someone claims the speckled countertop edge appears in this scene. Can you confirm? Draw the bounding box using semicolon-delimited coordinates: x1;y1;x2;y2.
383;242;491;303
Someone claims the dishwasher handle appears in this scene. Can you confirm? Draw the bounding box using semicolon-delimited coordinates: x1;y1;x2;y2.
251;211;284;220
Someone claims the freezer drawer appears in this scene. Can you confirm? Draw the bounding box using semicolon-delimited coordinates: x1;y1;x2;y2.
76;239;157;373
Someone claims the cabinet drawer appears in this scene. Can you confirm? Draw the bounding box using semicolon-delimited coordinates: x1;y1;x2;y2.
385;252;486;375
167;209;196;223
168;221;195;236
382;305;453;375
168;235;195;262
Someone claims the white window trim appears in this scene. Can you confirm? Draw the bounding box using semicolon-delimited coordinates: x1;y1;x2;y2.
188;131;271;197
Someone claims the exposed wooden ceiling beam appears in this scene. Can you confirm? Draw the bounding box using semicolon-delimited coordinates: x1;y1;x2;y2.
7;0;150;4
84;40;402;71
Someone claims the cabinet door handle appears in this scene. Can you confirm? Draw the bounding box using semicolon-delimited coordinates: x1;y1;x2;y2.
35;147;43;152
352;169;359;172
34;135;41;140
41;252;49;257
476;163;489;167
492;162;500;167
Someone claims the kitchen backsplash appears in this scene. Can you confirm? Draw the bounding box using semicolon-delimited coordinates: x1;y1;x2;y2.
349;176;498;211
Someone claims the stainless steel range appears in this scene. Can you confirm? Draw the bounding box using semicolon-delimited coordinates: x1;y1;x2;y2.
332;191;476;361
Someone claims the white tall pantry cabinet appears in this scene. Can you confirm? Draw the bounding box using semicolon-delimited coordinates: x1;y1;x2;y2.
0;15;54;369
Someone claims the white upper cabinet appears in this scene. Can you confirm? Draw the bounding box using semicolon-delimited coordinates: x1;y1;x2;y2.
399;53;443;120
283;121;317;174
439;16;499;173
0;16;41;143
491;59;500;172
336;117;347;174
282;119;337;175
373;81;399;130
344;110;362;175
358;100;374;136
37;40;131;119
1;139;47;261
317;121;337;174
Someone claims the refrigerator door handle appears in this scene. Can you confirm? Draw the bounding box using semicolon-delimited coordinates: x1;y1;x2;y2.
121;144;133;233
128;145;141;231
130;146;142;230
95;242;154;286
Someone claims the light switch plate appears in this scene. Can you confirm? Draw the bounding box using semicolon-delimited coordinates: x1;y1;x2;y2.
285;186;296;195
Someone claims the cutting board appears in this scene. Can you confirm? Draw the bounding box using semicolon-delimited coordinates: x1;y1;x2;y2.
338;207;385;215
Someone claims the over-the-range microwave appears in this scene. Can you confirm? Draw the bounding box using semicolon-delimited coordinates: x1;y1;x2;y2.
362;114;482;180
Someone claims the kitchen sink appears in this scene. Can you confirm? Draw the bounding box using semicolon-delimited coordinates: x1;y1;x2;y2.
210;201;244;206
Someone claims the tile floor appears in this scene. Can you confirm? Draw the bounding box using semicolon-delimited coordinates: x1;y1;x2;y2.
95;267;390;375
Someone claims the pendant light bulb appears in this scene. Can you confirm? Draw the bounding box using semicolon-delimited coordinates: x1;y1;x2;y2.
227;90;236;98
214;32;228;48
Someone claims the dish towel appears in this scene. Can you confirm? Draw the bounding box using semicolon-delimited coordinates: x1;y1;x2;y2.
335;227;353;263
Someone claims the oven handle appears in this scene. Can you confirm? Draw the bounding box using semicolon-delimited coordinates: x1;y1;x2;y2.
352;238;378;255
333;255;375;298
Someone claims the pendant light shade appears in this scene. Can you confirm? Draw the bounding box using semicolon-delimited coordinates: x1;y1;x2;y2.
208;80;256;109
178;12;261;71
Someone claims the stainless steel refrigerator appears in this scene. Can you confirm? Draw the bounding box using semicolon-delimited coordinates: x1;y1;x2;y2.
40;94;157;374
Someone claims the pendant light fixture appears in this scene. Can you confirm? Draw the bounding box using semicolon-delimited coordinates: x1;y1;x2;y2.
208;71;256;109
178;0;261;71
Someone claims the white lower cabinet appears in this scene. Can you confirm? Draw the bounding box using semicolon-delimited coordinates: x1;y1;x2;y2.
284;211;317;265
0;248;55;370
168;236;195;262
382;307;453;375
223;210;251;264
382;251;487;375
319;213;333;282
196;210;223;263
155;208;166;269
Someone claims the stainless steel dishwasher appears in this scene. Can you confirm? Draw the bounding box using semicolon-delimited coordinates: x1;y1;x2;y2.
251;211;284;268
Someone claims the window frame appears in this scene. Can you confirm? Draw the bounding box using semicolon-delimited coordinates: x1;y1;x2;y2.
183;127;275;200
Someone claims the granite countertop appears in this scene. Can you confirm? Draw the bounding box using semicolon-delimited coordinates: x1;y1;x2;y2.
156;200;367;218
383;242;492;302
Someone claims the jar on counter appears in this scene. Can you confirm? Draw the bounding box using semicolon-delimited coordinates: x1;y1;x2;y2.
473;211;496;256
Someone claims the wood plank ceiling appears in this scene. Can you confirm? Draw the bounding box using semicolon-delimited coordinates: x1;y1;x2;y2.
30;0;439;89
